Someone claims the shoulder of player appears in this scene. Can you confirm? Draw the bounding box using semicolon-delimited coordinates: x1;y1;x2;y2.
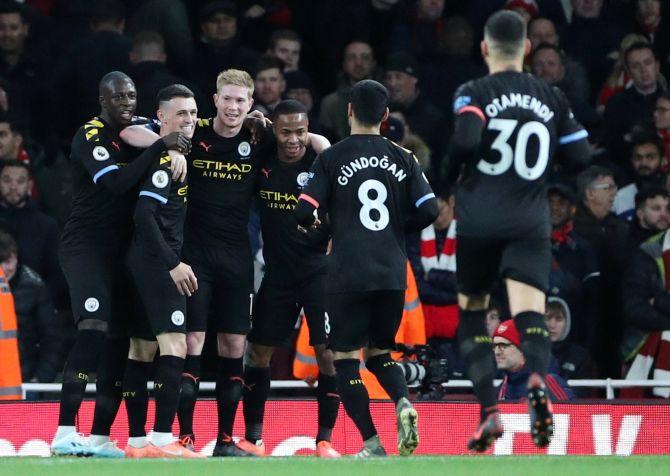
79;117;113;144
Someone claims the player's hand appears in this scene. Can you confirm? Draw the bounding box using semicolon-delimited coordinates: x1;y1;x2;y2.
162;132;191;154
168;150;188;182
170;262;198;296
297;214;321;234
245;110;272;144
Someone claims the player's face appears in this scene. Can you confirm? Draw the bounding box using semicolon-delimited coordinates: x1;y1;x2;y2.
637;0;661;27
159;96;198;139
285;88;313;111
548;193;574;228
493;338;524;371
274;113;308;160
343;42;376;81
531;49;565;84
100;78;137;126
0;166;31;207
384;71;417;105
572;0;603;19
214;84;253;129
654;98;670;130
0;122;19;159
637;195;670;231
626;48;659;91
0;13;28;54
528;19;558;49
631;143;661;177
255;68;286;106
201;12;237;43
272;39;300;71
545;309;567;343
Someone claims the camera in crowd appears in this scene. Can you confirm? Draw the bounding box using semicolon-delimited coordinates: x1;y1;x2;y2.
396;344;450;395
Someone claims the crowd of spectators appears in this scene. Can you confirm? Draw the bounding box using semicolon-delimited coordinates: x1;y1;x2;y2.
2;0;670;399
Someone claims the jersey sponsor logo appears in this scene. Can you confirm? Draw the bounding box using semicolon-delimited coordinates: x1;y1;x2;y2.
198;141;212;152
152;170;170;188
259;189;298;210
171;310;185;326
84;297;99;312
453;95;472;112
92;146;110;161
337;155;407;186
177;185;188;197
296;171;310;188
484;94;555;123
192;159;252;181
238;141;251;157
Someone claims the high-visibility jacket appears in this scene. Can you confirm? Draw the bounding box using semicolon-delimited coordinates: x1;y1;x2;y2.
0;267;23;400
293;262;426;398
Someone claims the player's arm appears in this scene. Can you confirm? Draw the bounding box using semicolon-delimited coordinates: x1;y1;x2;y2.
308;133;330;153
134;165;197;296
554;87;591;168
405;153;439;232
295;153;330;228
120;125;189;181
446;87;486;187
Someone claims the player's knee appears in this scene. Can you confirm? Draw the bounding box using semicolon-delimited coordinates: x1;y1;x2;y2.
217;332;246;358
459;293;489;311
246;343;273;368
78;318;108;333
157;333;187;358
128;338;158;362
186;332;206;354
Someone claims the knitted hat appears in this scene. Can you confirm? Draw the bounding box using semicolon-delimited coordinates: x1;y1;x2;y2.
493;319;521;347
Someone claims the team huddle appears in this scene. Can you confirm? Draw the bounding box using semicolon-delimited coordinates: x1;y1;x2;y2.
49;10;590;459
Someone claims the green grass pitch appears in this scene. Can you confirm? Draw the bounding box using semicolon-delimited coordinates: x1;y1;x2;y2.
2;456;670;476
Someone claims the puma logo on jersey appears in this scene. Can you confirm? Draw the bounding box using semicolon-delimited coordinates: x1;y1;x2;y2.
261;168;270;178
199;141;212;152
111;141;121;151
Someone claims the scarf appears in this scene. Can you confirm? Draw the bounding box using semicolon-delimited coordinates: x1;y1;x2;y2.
551;222;574;245
420;220;456;273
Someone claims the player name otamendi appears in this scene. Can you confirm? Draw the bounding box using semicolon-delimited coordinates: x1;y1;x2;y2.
485;93;555;123
337;155;407;186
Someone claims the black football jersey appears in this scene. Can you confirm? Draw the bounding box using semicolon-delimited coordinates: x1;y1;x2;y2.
61;117;140;251
257;145;329;280
185;118;273;247
453;71;589;237
134;151;188;261
300;134;434;292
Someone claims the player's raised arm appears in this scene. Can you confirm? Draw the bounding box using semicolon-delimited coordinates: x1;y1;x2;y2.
446;86;486;187
295;153;330;227
308;132;331;153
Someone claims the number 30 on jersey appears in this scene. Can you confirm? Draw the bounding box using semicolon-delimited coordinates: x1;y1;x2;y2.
478;119;550;180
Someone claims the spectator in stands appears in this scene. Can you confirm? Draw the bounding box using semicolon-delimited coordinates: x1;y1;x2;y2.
654;90;670;161
127;0;194;70
390;0;446;62
420;16;487;116
0;231;62;382
546;297;596;397
0;1;49;135
574;165;630;377
527;17;591;103
319;40;378;140
129;31;205;118
385;52;446;175
530;43;598;128
0;160;65;308
628;186;670;246
382;112;431;173
602;42;665;166
253;55;285;116
633;0;670;77
266;29;301;73
562;0;626;100
407;188;458;345
612;131;666;220
504;0;538;25
186;1;259;97
494;319;574;401
548;181;600;351
284;70;333;140
621;225;670;397
50;0;131;141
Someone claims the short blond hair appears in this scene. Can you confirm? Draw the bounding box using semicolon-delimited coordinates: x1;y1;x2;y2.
216;69;254;98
